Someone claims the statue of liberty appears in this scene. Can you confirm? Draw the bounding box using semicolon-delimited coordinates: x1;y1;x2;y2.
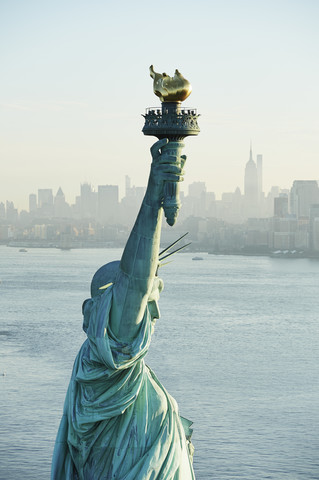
51;138;196;479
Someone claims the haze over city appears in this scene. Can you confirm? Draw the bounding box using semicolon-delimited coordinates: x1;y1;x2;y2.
1;0;319;211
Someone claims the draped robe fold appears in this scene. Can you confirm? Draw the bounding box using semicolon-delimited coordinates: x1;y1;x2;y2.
51;286;195;479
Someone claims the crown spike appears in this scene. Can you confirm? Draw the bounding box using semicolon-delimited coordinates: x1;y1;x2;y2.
159;232;189;258
159;242;191;262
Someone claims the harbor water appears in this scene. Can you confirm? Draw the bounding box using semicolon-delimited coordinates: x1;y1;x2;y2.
0;246;318;479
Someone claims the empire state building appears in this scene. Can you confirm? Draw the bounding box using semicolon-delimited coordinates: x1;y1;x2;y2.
244;145;259;217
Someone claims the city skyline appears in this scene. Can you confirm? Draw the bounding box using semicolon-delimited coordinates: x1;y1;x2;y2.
2;170;319;223
1;143;318;213
2;142;319;254
1;1;319;211
2;175;319;256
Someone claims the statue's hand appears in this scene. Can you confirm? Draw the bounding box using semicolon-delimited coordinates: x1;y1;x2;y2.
145;138;186;207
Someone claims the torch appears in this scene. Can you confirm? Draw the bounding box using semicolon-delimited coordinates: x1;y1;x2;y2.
142;65;200;226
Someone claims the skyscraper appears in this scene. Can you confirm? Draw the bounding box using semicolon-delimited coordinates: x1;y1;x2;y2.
80;183;97;219
256;154;263;200
187;181;207;217
54;187;70;218
290;180;319;218
38;189;53;208
6;201;18;223
188;181;206;198
309;204;319;250
0;202;5;219
29;193;37;213
125;175;131;197
244;145;259;217
38;189;54;217
97;185;119;224
274;195;288;217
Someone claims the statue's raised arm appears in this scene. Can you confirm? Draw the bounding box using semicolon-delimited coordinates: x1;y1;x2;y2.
52;69;197;480
109;138;185;340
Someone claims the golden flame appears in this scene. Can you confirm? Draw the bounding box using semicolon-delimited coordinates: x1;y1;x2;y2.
149;65;192;102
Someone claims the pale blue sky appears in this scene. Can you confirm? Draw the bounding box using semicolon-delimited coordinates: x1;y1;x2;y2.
1;0;319;210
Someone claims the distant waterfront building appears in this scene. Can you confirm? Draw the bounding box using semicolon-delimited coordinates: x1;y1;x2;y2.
38;188;54;217
290;180;319;218
265;186;280;218
80;183;97;219
244;146;258;201
270;216;298;250
205;192;216;217
312;218;319;251
256;154;263;201
38;189;53;208
244;145;259;217
0;225;8;240
124;176;145;202
6;201;18;223
188;181;206;198
98;185;119;224
0;202;5;219
274;195;288;217
119;176;146;227
29;193;37;213
216;189;244;224
309;204;319;251
34;224;48;239
187;181;207;217
125;175;131;197
54;187;71;218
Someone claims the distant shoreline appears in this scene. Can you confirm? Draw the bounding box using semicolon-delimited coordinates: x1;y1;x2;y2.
3;242;319;260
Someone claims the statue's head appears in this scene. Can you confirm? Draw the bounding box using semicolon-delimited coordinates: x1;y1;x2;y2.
86;234;188;333
88;260;164;333
90;260;120;298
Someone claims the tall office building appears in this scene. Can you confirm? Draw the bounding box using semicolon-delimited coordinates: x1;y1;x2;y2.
0;202;5;219
312;218;319;251
38;189;54;217
54;187;70;218
244;146;258;200
274;195;288;217
6;201;18;223
29;193;37;213
38;189;53;208
80;183;97;219
120;177;146;227
124;176;145;201
188;181;206;198
256;154;263;200
125;175;131;197
98;185;119;224
244;145;259;217
290;180;319;218
309;204;319;250
187;182;207;217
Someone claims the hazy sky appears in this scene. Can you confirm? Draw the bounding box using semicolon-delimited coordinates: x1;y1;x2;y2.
1;0;319;210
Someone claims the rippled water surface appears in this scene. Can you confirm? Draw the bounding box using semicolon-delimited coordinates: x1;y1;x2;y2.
1;246;319;479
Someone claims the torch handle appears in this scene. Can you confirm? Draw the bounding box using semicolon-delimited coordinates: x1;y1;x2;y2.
161;140;185;226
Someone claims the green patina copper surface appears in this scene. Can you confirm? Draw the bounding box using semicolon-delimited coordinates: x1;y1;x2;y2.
51;139;195;479
142;66;200;227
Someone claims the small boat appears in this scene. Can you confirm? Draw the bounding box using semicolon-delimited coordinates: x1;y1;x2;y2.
19;248;27;253
192;256;203;261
